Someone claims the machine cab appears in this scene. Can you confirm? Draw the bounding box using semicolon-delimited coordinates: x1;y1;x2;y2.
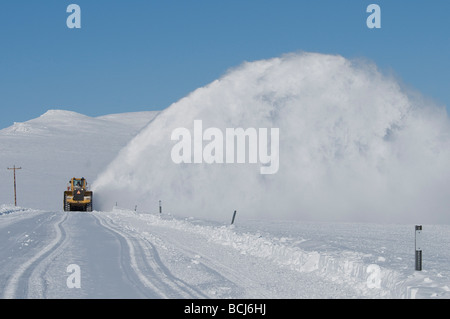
68;178;88;191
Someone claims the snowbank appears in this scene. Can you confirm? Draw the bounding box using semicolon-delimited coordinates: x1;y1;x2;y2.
0;205;28;216
102;209;450;298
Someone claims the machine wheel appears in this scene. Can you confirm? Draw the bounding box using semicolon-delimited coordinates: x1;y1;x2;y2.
64;195;70;211
86;193;93;212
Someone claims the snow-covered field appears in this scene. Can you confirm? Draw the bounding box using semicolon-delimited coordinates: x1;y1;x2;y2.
1;205;449;299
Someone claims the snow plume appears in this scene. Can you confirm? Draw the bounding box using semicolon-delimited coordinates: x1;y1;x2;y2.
93;52;450;224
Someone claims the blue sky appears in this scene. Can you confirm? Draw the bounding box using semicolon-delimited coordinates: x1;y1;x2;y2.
0;0;448;129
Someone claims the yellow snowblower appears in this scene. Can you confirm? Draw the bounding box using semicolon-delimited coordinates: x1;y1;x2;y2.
64;177;93;212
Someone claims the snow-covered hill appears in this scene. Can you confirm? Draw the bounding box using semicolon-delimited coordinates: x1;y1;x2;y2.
0;109;159;211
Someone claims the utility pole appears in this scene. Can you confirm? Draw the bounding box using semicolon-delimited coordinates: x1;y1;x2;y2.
7;165;22;206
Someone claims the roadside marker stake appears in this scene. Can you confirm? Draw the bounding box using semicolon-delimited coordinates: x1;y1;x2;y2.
415;225;422;271
231;210;237;225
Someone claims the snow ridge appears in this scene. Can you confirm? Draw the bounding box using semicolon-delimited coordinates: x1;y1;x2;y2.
142;215;400;297
105;209;450;298
0;205;28;216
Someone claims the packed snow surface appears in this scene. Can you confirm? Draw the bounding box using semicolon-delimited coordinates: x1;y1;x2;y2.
1;206;449;299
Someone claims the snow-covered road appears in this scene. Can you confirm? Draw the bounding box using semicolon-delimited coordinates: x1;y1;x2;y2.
1;207;449;299
1;210;209;299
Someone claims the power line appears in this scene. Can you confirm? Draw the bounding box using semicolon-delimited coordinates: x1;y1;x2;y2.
7;165;22;206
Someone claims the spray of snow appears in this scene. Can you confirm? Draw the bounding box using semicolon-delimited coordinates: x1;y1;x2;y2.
93;52;450;224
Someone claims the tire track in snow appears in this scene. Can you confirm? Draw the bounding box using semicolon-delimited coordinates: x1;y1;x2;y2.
93;213;206;298
99;212;273;298
3;212;68;299
145;227;273;298
136;236;208;298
